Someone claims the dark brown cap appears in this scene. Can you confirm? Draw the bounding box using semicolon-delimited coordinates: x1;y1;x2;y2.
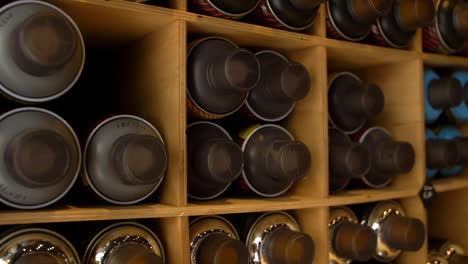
264;227;315;264
12;11;77;76
197;232;249;264
6;129;71;188
194;139;244;184
428;77;463;109
331;142;371;179
111;134;168;185
426;139;459;169
449;253;468;264
289;0;326;10
16;252;61;264
348;0;394;25
453;2;468;39
331;221;377;261
277;62;311;102
453;137;468;165
266;140;312;182
212;49;260;93
106;243;163;264
343;84;384;118
381;214;426;251
374;140;415;174
396;0;435;31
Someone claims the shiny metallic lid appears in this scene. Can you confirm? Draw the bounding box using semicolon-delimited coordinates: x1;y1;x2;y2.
362;200;425;263
0;107;81;209
245;211;313;264
190;216;246;264
84;222;165;264
84;115;167;205
0;0;85;103
0;228;79;264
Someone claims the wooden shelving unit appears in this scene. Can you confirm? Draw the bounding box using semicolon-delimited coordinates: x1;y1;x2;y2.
3;0;468;263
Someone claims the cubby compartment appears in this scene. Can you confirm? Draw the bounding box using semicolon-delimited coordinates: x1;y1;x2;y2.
42;0;186;208
185;208;327;264
185;20;328;210
428;189;468;254
327;46;425;198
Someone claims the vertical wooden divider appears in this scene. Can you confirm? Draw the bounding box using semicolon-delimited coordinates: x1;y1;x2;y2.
285;46;329;199
149;217;190;264
117;20;187;207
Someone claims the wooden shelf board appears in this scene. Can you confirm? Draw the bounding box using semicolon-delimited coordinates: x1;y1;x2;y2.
422;53;468;68
432;176;468;193
328;188;419;207
0;204;181;225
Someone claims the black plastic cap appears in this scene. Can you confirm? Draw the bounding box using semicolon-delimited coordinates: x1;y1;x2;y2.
289;0;326;10
197;232;249;264
266;140;312;182
212;49;260;93
449;254;468;264
331;142;371;179
16;252;61;264
12;11;77;76
278;62;311;102
374;140;415;174
347;0;394;25
264;227;315;264
453;2;468;39
5;129;71;188
381;214;426;251
331;221;377;261
426;139;459;169
106;243;163;264
428;77;463;109
112;134;168;185
396;0;435;31
343;84;385;118
453;137;468;165
195;139;244;184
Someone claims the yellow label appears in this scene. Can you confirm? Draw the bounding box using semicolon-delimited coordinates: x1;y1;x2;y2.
239;124;262;141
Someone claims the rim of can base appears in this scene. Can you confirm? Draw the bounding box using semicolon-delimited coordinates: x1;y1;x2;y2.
326;1;371;41
0;228;80;264
244;50;297;123
84;222;165;264
196;0;261;18
0;107;82;210
187;121;236;201
0;0;86;104
83;115;166;205
431;0;464;54
375;18;410;49
240;124;296;198
263;0;319;31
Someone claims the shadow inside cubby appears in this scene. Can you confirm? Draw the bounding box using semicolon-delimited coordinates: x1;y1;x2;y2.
122;0;187;10
185;20;328;206
37;0;186;208
0;216;185;264
327;47;425;197
428;189;468;255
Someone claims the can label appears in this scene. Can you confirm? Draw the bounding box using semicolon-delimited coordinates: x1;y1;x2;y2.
189;0;244;20
423;22;452;54
187;97;226;119
252;0;287;30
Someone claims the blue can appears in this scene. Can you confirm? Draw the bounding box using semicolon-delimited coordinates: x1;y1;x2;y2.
447;71;468;122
